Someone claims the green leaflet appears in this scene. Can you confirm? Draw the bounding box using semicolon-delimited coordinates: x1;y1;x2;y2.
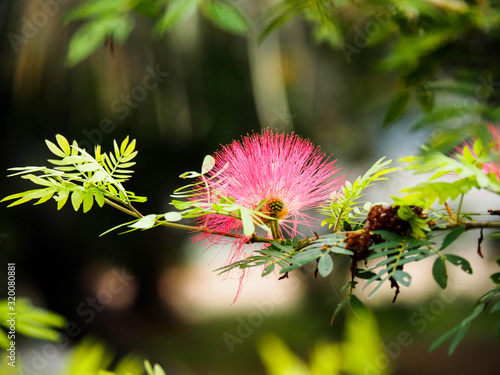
432;256;448;289
348;294;371;322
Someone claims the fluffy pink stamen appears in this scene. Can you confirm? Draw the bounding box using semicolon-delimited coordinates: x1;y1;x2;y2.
191;129;344;300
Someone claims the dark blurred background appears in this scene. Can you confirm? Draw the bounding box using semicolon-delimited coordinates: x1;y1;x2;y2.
0;1;499;374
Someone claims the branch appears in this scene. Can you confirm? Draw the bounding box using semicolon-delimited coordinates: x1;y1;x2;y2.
103;197;271;243
438;221;500;231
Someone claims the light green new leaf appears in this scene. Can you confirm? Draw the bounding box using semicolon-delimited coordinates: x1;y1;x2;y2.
56;189;70;210
89;170;108;183
71;189;84;211
129;214;157;229
164;212;182;222
56;134;71;155
45;139;67;158
144;360;166;375
21;174;54;187
473;138;484;158
240;207;255;236
119;136;130;155
78;162;101;172
124;139;136;155
94;190;105;207
202;155;216;174
83;191;94;213
16;321;61;342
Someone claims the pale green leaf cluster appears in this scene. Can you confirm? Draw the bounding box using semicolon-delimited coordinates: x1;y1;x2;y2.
322;157;399;232
2;135;146;213
397;138;500;210
0;298;66;348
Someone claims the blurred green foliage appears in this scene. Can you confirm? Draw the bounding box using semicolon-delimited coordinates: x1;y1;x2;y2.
0;298;66;348
64;0;500;150
258;313;388;375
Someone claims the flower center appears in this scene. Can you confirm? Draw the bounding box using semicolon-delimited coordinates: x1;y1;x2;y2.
266;198;289;221
268;198;284;214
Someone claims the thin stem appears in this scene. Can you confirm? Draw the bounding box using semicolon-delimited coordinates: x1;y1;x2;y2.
456;194;464;223
270;218;281;240
103;197;272;242
104;195;500;248
444;202;454;222
104;198;141;218
440;221;500;230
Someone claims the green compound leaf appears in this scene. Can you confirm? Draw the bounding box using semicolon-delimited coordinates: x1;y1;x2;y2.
432;256;448;289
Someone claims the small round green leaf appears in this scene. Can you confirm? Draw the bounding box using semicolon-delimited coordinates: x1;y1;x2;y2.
201;155;216;174
71;189;84;211
392;270;411;287
317;254;334;278
130;214;157;229
164;212;182;222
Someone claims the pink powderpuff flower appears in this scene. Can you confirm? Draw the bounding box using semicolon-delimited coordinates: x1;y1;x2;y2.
460;124;500;181
191;129;343;298
482;124;500;180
